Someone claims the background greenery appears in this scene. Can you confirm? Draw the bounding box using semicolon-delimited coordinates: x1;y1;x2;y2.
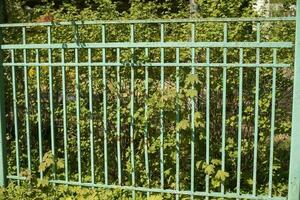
0;0;297;199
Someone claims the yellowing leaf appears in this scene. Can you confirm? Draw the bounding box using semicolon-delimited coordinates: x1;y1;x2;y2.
186;89;197;97
215;170;229;182
247;178;253;185
196;161;203;169
176;119;189;131
212;179;221;188
211;159;221;166
37;177;49;188
39;162;47;172
149;195;163;200
28;68;36;78
57;158;64;169
185;74;199;85
204;164;215;175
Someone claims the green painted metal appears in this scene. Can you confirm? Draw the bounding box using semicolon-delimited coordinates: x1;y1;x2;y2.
0;42;293;49
144;47;150;198
253;22;261;196
160;23;165;190
22;27;32;178
0;17;295;28
61;48;69;182
269;49;277;198
0;13;298;200
175;47;180;200
0;0;7;187
116;47;122;186
288;0;300;200
190;22;196;200
36;49;43;180
1;62;290;68
74;24;81;183
102;24;108;186
129;23;136;199
48;26;56;180
88;48;95;185
237;48;243;198
11;50;20;185
205;47;210;200
221;22;227;196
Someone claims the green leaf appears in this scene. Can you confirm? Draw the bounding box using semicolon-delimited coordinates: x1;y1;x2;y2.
37;177;49;188
185;74;199;85
176;119;190;131
186;89;198;97
211;159;221;166
57;158;64;169
204;164;215;175
215;170;229;182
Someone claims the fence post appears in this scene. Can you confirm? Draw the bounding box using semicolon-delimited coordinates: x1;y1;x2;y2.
288;0;300;199
0;0;7;187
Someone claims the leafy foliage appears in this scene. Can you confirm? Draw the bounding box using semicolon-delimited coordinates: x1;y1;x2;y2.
1;0;295;199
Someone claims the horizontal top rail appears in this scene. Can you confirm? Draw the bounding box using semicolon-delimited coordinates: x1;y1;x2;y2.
0;17;296;28
0;42;294;50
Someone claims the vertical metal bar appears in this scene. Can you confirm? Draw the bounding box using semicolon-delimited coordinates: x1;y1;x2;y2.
102;24;108;185
11;49;20;185
175;47;180;200
0;25;6;187
144;47;150;197
237;48;243;197
130;23;136;199
205;48;210;200
116;48;122;185
221;22;228;195
73;24;81;183
268;49;277;198
160;23;165;190
48;26;56;179
88;48;95;184
23;27;32;175
288;1;300;199
61;48;68;182
35;49;43;180
190;22;196;200
0;3;7;187
253;22;261;196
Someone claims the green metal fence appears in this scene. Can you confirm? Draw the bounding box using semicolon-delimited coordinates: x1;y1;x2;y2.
0;4;300;200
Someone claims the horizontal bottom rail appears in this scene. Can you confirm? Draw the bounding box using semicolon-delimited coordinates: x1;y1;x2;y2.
2;62;290;68
0;41;293;50
7;175;286;200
